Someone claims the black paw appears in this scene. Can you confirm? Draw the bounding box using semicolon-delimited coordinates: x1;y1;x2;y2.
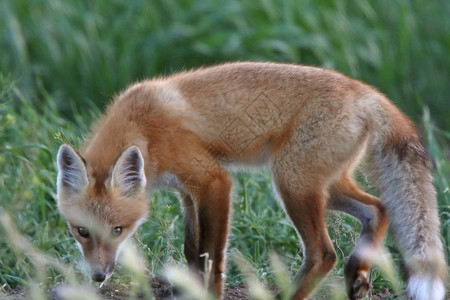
349;273;370;300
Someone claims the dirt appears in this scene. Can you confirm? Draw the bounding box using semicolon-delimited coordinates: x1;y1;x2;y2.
0;278;402;299
0;278;249;300
93;277;249;299
0;286;26;300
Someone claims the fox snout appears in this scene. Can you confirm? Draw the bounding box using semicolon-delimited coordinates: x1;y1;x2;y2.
81;241;119;283
92;271;106;282
73;227;120;283
91;272;106;282
81;245;117;283
89;261;116;283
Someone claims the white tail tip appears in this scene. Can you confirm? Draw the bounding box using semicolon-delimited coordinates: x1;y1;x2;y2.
406;274;446;300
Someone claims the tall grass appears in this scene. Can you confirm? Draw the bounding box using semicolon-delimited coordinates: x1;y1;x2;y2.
0;0;449;298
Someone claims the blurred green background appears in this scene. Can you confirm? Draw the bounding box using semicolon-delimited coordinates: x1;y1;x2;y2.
1;0;449;127
0;0;449;298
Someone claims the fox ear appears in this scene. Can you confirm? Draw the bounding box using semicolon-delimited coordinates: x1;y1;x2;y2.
57;144;89;197
111;146;146;198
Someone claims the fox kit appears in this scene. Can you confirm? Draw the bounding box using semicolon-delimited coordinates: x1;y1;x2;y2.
56;62;446;299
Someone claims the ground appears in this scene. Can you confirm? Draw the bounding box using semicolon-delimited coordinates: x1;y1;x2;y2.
0;277;398;300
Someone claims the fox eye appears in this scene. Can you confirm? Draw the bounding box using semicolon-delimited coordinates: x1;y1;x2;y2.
77;227;90;238
112;226;122;237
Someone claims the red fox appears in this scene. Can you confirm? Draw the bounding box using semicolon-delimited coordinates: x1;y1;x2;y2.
56;62;447;299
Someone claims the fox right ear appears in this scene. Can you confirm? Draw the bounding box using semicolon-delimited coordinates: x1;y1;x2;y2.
57;144;89;197
110;145;146;198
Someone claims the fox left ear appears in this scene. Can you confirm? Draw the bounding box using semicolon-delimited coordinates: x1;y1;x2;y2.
111;146;147;198
57;144;89;199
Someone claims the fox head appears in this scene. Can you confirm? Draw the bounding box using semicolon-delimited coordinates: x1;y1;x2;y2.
56;144;148;282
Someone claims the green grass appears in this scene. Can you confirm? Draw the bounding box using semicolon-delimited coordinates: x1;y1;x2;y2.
0;0;449;299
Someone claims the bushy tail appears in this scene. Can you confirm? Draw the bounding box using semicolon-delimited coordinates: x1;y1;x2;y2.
367;97;447;300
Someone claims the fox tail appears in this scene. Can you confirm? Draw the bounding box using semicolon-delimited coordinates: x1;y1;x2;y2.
367;96;447;300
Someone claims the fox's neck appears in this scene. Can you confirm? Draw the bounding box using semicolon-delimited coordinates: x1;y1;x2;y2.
82;89;159;188
81;80;194;189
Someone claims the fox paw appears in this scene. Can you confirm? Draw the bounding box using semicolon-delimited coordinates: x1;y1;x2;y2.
349;273;370;300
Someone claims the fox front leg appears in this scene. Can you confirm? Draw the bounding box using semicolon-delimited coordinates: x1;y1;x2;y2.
180;169;232;299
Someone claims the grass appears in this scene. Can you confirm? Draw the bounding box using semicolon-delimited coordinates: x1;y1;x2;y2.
0;0;449;299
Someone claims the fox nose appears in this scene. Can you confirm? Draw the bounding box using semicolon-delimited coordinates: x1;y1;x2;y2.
92;271;106;282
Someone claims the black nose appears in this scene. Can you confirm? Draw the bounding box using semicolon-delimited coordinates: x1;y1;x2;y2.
92;271;106;282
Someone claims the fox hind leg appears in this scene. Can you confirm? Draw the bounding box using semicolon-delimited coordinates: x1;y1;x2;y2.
328;177;388;299
272;165;337;299
270;112;377;298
